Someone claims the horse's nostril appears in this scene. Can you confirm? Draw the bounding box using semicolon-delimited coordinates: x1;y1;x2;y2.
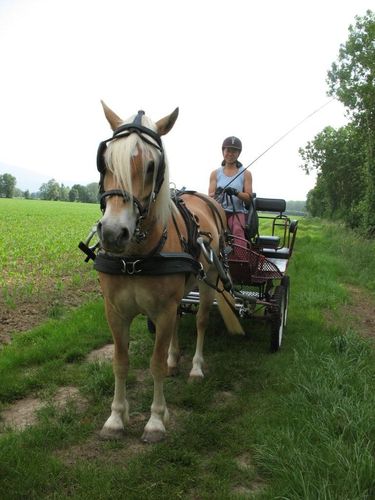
121;228;129;241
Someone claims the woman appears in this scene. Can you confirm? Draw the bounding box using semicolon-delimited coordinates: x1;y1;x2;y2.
208;136;252;249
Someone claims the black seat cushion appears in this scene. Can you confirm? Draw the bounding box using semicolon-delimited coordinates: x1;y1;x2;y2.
255;235;280;248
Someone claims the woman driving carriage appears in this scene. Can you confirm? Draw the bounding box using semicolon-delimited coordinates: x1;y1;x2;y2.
208;136;253;246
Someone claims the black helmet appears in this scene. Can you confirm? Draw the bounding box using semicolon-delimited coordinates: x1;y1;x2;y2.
222;136;242;152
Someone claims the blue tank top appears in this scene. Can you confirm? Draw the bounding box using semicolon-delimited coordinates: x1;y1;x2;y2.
216;166;247;213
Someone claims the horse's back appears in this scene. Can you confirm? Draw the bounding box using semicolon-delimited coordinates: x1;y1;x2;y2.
180;192;226;238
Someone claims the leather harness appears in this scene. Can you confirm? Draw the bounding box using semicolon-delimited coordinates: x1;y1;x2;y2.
80;112;226;278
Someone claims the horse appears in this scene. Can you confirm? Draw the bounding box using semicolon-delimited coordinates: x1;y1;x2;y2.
94;102;244;442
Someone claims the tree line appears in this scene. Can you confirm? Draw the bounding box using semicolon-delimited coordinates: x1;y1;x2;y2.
299;10;375;235
0;174;99;203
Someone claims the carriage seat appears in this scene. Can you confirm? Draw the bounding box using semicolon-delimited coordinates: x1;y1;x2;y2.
255;197;286;213
256;219;298;259
245;197;298;260
254;235;280;248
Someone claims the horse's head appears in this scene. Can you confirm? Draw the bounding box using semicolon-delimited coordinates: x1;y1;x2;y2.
96;102;179;254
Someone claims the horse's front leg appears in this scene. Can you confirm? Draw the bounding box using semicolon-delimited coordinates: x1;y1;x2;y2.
189;283;215;381
167;313;181;376
142;307;177;443
100;305;130;439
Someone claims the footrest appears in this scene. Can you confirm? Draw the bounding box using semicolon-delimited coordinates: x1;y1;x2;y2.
260;247;290;259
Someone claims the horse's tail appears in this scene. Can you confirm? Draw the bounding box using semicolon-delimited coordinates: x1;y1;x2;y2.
215;290;245;335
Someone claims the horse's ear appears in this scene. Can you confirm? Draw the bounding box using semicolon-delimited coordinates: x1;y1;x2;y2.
156;108;179;136
101;100;123;131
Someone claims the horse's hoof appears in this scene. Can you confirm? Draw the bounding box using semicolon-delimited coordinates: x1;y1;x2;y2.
188;374;204;383
141;429;166;443
99;427;125;440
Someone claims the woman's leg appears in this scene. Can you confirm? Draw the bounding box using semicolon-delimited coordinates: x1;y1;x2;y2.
227;212;246;258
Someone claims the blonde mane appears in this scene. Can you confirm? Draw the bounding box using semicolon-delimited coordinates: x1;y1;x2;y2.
104;114;172;227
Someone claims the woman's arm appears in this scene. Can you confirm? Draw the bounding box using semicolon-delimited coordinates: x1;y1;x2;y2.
208;170;217;197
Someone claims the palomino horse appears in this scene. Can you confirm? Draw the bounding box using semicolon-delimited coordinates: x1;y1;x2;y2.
95;102;243;442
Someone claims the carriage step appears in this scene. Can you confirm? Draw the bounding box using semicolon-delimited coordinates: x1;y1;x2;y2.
181;290;259;309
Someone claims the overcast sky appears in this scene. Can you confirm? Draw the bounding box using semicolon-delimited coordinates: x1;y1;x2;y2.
0;0;372;199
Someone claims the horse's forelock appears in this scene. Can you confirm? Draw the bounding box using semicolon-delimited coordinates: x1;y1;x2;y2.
104;115;171;226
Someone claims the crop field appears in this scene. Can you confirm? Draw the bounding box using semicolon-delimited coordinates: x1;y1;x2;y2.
0;198;101;334
0;199;374;499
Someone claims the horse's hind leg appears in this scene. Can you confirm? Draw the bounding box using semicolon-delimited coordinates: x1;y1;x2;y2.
142;308;176;443
100;307;130;440
189;284;215;381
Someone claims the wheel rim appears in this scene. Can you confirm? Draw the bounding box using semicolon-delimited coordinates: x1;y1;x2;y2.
270;285;286;352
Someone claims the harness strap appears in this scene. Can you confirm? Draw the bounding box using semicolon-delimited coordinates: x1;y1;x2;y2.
180;190;226;235
172;196;201;258
94;252;203;276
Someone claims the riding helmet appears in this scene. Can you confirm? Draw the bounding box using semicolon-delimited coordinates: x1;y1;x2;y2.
222;136;242;152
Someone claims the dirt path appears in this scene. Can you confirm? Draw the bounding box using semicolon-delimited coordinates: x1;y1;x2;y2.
0;283;101;345
325;284;375;342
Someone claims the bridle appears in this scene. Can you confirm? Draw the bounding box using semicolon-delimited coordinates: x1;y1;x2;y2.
96;110;166;241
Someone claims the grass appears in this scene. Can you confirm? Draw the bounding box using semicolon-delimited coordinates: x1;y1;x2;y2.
0;203;374;499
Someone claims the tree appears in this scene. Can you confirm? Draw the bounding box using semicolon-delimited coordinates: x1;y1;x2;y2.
86;182;99;203
39;179;61;200
299;124;366;226
69;187;79;202
69;184;89;203
0;173;17;198
327;10;375;125
327;10;375;233
59;184;70;201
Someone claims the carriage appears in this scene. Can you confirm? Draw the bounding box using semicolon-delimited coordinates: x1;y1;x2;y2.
78;104;299;442
179;194;298;352
80;192;298;353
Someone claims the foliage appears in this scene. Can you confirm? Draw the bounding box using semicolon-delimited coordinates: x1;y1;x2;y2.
301;10;375;235
69;182;99;203
0;173;16;198
286;200;306;213
38;180;99;203
327;10;375;126
300;124;366;225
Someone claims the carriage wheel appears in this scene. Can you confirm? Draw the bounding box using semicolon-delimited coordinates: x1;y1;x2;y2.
147;318;156;334
270;285;286;352
281;275;290;327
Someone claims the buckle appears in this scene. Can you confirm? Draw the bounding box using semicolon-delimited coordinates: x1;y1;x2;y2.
121;259;142;275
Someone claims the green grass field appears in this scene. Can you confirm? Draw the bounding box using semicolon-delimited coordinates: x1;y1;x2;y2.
0;199;374;499
0;198;100;314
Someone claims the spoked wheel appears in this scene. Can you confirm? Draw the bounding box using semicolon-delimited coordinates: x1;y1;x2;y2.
281;275;290;327
270;285;286;353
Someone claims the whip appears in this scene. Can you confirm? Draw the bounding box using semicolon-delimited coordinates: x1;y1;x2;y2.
220;97;337;192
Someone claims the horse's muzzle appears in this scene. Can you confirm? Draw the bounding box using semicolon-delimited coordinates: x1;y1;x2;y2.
97;220;132;253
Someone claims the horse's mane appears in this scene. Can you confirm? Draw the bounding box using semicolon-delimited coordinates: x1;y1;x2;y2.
104;114;172;227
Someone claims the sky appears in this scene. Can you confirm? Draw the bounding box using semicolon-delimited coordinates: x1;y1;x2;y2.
0;0;372;200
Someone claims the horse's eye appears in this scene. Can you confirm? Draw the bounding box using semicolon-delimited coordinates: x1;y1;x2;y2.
146;161;155;175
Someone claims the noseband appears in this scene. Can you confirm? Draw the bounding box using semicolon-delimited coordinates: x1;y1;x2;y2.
97;110;166;235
